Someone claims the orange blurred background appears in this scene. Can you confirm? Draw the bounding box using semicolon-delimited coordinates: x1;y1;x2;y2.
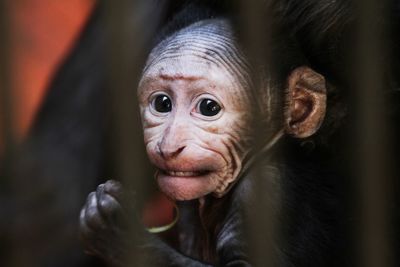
9;0;95;140
5;0;175;226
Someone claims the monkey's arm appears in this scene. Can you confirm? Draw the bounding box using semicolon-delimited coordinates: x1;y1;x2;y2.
79;180;251;267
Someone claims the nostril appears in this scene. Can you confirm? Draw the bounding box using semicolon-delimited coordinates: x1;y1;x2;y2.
174;146;185;156
160;146;185;159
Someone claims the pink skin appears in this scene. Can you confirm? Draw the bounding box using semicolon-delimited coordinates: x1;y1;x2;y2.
138;54;252;201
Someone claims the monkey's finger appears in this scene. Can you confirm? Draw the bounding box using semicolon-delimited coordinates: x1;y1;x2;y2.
83;191;108;230
80;203;124;255
97;186;134;230
79;214;110;258
80;204;130;266
97;185;124;216
103;180;123;200
79;207;95;241
103;180;135;212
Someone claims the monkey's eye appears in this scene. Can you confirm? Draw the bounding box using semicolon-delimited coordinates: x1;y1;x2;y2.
152;94;172;113
198;98;221;117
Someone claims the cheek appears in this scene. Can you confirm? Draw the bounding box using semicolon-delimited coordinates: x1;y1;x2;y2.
142;127;164;163
144;138;161;165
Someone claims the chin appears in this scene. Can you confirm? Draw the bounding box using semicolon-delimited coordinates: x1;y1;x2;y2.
157;172;216;201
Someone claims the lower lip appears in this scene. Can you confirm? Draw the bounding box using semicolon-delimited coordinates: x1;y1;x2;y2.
157;171;213;200
159;170;210;178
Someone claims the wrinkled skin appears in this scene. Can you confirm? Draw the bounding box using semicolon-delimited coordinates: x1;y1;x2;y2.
138;19;254;200
138;58;252;200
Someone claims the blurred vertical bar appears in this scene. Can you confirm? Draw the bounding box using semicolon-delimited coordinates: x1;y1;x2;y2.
354;0;394;266
103;0;165;265
0;1;15;266
0;0;15;162
239;0;276;265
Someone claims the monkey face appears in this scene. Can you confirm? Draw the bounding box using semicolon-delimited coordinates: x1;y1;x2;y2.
136;19;254;201
138;53;253;201
137;19;327;201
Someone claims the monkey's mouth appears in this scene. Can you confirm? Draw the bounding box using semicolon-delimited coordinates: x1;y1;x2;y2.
159;169;211;177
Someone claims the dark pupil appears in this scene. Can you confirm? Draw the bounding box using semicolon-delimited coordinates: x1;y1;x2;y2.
199;99;221;116
154;95;172;113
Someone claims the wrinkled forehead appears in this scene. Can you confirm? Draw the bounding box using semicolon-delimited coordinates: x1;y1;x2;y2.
142;19;251;87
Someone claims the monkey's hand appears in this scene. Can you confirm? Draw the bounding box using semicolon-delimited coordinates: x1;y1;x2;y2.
79;180;248;267
79;180;137;267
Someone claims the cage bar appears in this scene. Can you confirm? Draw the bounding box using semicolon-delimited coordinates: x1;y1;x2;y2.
238;0;277;265
103;0;166;265
0;0;14;162
0;1;15;266
354;0;394;266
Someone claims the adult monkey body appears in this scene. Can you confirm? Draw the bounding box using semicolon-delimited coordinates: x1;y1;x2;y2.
80;2;345;267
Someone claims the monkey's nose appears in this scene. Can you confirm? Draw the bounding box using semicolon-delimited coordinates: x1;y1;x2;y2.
158;145;186;159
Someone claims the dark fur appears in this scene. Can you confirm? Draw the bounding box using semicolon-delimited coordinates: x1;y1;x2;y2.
79;143;347;266
78;2;350;267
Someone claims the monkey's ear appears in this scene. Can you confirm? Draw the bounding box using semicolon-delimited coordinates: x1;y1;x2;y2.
284;66;327;138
